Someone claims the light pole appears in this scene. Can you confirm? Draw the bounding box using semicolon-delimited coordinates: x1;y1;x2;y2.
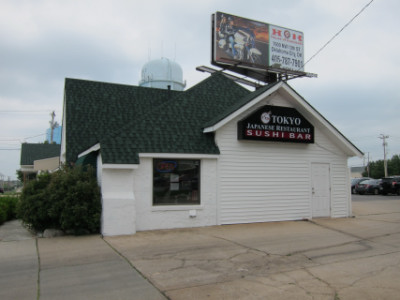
379;134;389;177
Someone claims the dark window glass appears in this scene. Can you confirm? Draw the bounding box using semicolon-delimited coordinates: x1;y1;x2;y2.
153;159;200;205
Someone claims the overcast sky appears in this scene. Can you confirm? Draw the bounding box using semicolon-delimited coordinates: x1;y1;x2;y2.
1;0;399;180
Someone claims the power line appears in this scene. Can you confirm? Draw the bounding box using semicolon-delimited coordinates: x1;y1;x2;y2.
0;133;46;143
22;133;46;140
0;110;57;114
0;138;22;142
303;0;374;68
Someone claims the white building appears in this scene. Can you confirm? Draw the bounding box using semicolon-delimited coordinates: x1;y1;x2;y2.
61;60;362;236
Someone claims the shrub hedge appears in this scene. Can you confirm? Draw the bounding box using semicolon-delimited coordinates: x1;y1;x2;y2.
17;165;101;234
0;195;19;225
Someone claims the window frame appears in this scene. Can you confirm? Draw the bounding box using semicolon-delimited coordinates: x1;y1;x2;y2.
152;158;201;206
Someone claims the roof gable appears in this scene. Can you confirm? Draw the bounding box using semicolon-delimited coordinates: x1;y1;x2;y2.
278;84;363;157
204;81;363;157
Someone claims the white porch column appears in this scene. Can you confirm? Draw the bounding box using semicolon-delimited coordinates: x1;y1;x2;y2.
101;165;137;236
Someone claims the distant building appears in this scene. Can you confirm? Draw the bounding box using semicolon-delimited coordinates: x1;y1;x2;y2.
20;143;61;182
46;126;62;144
351;166;366;178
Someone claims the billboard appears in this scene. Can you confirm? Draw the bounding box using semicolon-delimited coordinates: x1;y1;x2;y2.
212;12;304;80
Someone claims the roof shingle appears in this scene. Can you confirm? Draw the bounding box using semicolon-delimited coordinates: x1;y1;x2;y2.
64;73;251;164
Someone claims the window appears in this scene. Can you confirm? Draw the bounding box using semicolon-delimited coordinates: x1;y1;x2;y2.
153;159;200;205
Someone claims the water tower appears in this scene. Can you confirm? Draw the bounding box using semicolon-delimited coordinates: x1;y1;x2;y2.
139;57;186;91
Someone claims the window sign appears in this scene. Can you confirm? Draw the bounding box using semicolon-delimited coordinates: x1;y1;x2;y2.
156;160;177;173
238;105;314;143
153;159;200;205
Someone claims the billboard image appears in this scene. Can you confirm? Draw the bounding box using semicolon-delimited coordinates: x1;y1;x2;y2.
212;12;304;75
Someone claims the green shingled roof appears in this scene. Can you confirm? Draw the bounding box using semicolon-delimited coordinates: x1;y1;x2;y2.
202;80;281;129
64;73;251;165
64;78;181;163
20;143;61;166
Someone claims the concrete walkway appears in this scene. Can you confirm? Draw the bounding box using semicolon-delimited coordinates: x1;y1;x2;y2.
0;221;37;299
0;196;399;299
0;220;166;300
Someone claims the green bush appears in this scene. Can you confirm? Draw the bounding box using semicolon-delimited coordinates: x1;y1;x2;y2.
0;195;20;225
0;204;6;225
17;172;53;231
3;196;19;220
47;166;101;234
17;166;101;234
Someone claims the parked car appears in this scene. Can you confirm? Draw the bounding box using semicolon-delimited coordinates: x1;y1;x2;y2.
351;177;371;194
355;179;381;195
379;176;400;195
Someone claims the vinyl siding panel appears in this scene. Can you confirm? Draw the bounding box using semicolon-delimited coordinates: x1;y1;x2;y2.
215;93;351;224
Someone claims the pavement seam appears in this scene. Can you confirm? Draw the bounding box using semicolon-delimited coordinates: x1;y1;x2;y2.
309;219;400;246
308;220;365;240
358;216;400;224
208;234;277;258
357;211;400;216
208;230;363;259
35;237;41;300
102;237;171;300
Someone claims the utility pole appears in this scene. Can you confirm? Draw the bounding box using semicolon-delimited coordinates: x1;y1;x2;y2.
379;134;389;177
0;173;4;191
49;111;59;144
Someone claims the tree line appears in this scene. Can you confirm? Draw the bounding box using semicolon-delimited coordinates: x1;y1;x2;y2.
362;154;400;178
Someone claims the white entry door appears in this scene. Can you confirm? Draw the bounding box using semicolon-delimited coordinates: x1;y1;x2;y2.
311;163;331;217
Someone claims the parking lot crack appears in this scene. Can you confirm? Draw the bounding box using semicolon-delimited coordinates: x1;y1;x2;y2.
209;234;278;258
303;267;338;298
308;220;364;240
343;259;400;293
359;216;400;224
308;219;400;247
356;210;400;217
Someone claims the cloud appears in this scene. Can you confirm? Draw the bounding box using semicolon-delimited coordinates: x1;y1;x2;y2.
0;0;399;178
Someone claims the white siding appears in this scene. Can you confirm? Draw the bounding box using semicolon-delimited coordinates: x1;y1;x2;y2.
215;92;351;224
101;168;136;236
99;87;354;236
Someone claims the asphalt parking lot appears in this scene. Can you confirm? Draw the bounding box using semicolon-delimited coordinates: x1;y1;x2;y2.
352;193;400;201
1;194;399;300
106;194;400;300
